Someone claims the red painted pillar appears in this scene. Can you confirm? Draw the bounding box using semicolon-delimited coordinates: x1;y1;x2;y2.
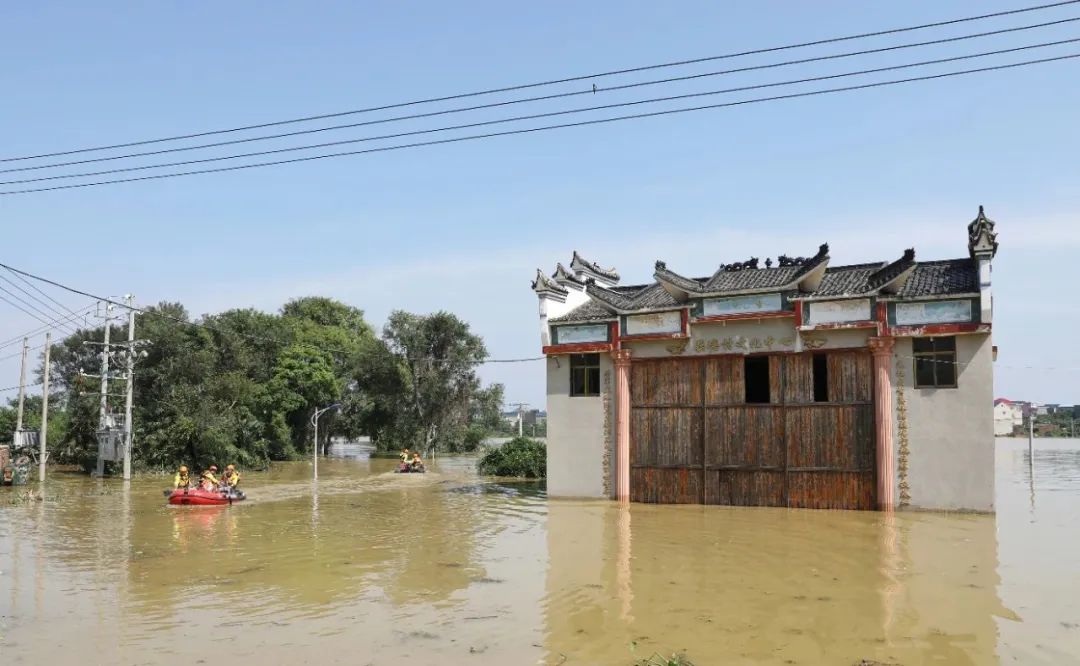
868;336;895;511
613;349;633;502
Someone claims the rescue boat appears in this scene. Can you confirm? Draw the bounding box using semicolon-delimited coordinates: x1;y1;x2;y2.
165;487;246;505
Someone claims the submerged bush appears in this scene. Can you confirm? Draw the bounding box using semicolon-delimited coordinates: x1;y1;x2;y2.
476;437;546;478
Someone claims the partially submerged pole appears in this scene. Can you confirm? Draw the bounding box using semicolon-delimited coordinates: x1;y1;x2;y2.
15;337;28;431
122;299;135;481
39;332;51;483
312;411;319;482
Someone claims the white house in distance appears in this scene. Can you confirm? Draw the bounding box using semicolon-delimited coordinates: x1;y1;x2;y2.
993;398;1024;436
532;207;999;512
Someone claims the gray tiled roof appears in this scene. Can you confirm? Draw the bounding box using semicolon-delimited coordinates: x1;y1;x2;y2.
704;265;803;291
811;263;887;297
867;249;916;290
550;300;617;323
547;253;979;319
894;259;978;297
585;281;680;311
571;251;620;282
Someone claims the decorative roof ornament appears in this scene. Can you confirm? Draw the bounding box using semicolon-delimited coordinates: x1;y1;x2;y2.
722;257;759;272
765;258;773;268
583;277;636;312
778;243;830;268
552;262;585;286
867;248;917;291
570;251;620;283
967;205;999;258
532;268;568;296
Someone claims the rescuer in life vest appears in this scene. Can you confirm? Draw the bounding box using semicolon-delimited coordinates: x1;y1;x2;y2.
221;464;240;489
173;465;192;489
200;466;219;491
399;448;410;463
410;452;425;472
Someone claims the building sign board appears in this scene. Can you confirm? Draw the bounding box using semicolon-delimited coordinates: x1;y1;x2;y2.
702;293;782;317
625;311;682;336
895;299;972;325
554;323;609;344
806;298;871;325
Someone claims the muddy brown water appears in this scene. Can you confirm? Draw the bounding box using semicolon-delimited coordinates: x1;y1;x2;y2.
1;439;1077;665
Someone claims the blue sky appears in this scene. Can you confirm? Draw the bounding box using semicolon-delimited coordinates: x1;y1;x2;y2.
1;1;1079;408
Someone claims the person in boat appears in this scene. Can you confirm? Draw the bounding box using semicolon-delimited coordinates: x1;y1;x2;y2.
221;464;240;489
399;448;410;463
200;466;219;491
173;465;192;489
410;452;424;471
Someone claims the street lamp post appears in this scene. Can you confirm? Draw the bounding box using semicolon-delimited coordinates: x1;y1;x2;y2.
310;403;340;481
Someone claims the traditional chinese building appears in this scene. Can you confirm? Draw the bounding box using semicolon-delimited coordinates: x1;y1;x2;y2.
532;207;998;512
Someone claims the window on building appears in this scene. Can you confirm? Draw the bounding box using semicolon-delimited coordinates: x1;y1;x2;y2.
570;353;601;397
813;353;829;403
744;356;771;404
913;337;957;389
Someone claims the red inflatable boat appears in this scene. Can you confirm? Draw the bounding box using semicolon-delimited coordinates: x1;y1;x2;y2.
165;488;246;506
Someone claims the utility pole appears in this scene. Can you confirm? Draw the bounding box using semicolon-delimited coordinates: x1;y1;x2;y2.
122;295;135;481
509;402;529;438
99;304;112;429
310;403;340;482
95;302;114;477
39;332;50;483
15;337;28;431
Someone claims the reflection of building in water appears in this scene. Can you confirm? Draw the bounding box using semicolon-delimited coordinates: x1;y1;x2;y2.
533;208;999;511
544;503;1005;664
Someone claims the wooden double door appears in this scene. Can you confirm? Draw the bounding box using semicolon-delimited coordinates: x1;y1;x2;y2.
629;352;876;510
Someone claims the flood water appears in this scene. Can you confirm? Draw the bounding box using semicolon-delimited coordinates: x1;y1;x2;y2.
1;438;1078;665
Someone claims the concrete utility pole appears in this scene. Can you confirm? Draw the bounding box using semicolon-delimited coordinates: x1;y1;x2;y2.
15;337;28;431
310;403;340;481
95;302;114;477
122;296;135;481
39;332;50;483
99;304;112;430
509;402;529;438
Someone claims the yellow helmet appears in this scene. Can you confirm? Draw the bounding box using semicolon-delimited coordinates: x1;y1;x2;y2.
179;465;189;474
226;464;236;471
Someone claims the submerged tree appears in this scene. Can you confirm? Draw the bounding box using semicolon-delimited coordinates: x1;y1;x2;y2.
22;297;502;471
380;311;488;454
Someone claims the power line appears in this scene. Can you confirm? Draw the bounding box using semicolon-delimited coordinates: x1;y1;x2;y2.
0;271;78;323
2;51;1077;196
4;38;1076;187
0;304;96;351
2;266;84;318
7;16;1077;176
0;282;79;335
2;0;1077;164
0;342;47;364
0;381;43;394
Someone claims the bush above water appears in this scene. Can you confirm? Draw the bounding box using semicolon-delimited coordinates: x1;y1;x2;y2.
476;437;546;478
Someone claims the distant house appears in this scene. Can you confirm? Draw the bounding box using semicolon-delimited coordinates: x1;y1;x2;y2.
993;398;1024;436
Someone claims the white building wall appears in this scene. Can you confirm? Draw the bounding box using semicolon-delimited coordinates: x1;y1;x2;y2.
892;334;995;512
545;354;612;498
993;403;1021;436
